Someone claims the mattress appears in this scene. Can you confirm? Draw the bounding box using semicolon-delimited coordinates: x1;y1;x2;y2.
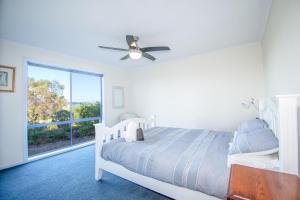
101;127;233;199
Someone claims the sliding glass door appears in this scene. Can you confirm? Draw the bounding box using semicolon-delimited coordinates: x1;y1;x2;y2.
27;62;102;157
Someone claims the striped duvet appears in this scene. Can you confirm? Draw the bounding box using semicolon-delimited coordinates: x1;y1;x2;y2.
101;127;233;199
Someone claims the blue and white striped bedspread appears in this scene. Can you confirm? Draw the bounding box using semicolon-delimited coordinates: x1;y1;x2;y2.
101;127;233;199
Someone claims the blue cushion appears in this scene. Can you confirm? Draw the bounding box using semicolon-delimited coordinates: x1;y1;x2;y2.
237;119;268;133
229;128;279;155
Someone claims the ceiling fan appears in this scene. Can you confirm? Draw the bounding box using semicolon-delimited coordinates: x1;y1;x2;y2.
98;35;170;61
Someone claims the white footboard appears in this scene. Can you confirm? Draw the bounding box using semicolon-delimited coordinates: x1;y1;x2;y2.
94;116;156;181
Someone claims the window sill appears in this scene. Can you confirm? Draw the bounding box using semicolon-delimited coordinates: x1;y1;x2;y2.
28;140;95;162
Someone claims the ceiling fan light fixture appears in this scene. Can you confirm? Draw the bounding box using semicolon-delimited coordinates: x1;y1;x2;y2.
129;48;142;60
98;35;170;61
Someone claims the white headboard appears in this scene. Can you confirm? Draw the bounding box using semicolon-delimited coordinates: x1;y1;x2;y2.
259;98;279;138
259;96;299;175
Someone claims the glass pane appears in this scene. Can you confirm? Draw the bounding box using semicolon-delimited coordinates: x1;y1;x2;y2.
27;65;70;124
72;73;101;119
72;120;98;145
28;124;71;157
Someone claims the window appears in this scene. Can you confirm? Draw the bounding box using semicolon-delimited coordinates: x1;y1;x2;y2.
27;61;102;157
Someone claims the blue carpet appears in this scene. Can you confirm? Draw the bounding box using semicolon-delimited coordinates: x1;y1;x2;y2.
0;145;171;200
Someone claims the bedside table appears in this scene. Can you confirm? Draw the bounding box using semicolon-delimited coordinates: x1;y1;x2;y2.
227;164;300;200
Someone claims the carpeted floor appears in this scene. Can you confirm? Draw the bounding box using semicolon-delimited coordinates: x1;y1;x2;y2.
0;145;171;200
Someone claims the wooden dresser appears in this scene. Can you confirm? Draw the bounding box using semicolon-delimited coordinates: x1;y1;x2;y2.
227;164;300;200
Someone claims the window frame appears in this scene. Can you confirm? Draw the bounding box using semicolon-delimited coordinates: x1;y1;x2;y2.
26;61;103;155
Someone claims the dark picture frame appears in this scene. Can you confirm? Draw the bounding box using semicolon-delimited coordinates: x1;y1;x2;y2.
0;65;16;92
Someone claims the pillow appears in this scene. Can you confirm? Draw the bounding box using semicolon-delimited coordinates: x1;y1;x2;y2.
227;152;279;168
231;148;279;156
237;119;268;133
125;122;139;142
229;128;278;155
136;128;144;141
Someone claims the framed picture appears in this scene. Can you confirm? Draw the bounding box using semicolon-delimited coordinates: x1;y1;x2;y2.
112;86;124;109
0;65;16;92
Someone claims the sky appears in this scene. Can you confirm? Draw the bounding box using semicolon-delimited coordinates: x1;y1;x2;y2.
28;65;101;103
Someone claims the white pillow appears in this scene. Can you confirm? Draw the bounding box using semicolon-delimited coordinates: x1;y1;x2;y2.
231;148;279;156
125;121;139;142
227;152;279;169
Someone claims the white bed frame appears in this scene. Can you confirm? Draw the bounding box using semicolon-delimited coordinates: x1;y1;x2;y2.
94;96;299;200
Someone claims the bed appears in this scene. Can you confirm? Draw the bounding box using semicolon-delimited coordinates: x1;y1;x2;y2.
94;96;299;200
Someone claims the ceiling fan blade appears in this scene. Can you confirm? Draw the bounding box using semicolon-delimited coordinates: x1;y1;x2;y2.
126;35;135;47
120;54;130;60
143;53;156;61
141;46;170;52
98;46;128;51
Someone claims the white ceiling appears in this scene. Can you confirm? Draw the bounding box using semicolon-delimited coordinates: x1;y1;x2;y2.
0;0;272;67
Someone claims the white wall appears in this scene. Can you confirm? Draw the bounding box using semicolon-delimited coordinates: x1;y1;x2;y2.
0;39;130;169
262;0;300;96
0;41;267;169
128;43;265;131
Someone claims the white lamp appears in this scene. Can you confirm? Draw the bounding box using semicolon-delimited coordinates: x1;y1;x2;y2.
241;98;258;110
129;48;142;60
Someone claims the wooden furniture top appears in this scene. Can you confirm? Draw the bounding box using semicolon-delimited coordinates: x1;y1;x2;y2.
228;164;300;200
